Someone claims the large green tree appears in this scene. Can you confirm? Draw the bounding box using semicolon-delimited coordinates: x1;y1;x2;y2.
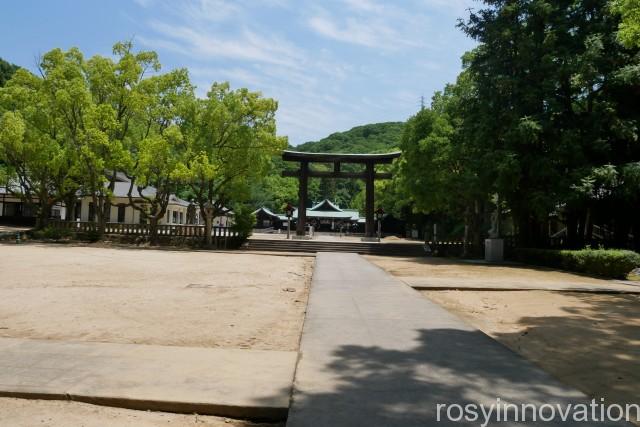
0;67;80;227
180;82;286;245
397;73;489;250
458;0;640;247
126;68;193;244
35;43;161;234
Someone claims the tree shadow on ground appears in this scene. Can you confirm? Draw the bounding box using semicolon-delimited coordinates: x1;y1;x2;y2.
488;292;640;409
277;327;628;426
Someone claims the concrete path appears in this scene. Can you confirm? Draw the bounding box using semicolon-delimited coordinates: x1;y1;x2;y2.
401;276;640;294
287;253;628;426
0;338;296;420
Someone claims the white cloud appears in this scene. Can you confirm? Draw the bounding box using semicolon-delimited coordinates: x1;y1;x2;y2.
143;20;304;68
418;0;476;17
133;0;474;144
308;15;397;49
306;1;426;51
133;0;154;8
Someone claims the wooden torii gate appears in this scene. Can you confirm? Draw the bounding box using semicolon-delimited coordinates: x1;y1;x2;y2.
282;150;401;238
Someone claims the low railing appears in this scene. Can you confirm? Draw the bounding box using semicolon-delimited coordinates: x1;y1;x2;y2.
427;240;470;257
49;220;240;247
427;237;517;258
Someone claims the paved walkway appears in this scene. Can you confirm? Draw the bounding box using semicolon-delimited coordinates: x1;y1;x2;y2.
287;253;628;426
0;338;296;420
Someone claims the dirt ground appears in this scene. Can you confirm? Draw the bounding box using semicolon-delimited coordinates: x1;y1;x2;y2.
366;255;640;418
0;243;312;351
0;398;282;427
365;255;618;286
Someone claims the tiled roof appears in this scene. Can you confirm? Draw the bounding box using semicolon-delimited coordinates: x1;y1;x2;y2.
253;207;280;218
309;199;343;212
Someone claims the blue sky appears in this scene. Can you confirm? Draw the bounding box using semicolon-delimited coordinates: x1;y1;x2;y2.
0;0;476;145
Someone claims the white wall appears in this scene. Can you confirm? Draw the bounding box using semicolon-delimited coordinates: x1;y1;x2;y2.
162;205;189;225
74;197;209;226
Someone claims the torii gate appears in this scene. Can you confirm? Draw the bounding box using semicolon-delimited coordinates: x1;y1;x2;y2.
282;150;401;238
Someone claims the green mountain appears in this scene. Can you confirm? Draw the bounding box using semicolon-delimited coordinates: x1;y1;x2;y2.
295;122;404;154
251;122;405;212
0;57;20;87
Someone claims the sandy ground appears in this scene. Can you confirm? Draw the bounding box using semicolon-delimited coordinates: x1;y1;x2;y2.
423;291;640;417
365;255;619;286
0;398;282;427
0;243;312;351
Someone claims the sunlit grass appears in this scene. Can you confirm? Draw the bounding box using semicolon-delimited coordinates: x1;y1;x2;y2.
627;273;640;282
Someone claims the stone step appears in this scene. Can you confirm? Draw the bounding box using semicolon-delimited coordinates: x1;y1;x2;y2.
245;239;425;256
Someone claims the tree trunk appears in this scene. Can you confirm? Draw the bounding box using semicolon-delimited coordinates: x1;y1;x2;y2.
517;211;532;248
205;213;213;247
64;197;77;221
36;202;50;229
614;210;631;249
96;203;105;235
584;207;593;247
149;217;159;246
577;212;587;248
632;216;640;253
566;211;578;249
462;207;470;258
96;196;111;236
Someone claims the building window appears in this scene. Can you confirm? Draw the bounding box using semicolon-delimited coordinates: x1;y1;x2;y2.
117;205;126;223
88;202;95;222
179;212;184;224
173;211;178;224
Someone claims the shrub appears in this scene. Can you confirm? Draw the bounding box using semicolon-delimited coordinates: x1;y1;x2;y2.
85;229;102;242
515;247;640;279
230;204;256;240
32;226;72;241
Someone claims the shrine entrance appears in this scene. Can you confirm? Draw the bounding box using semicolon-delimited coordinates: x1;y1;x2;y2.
282;150;401;238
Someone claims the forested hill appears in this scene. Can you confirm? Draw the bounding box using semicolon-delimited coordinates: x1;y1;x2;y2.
294;122;404;153
0;57;20;87
250;122;405;211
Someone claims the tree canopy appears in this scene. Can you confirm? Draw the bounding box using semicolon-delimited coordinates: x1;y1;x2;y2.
613;0;640;47
0;42;283;244
395;0;640;251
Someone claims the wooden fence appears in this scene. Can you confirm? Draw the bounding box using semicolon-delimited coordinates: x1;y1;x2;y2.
49;220;240;247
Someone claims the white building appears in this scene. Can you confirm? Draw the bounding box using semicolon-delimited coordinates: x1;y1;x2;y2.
1;174;233;227
74;181;191;225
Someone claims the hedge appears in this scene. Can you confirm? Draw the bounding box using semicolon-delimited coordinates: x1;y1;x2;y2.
515;248;640;279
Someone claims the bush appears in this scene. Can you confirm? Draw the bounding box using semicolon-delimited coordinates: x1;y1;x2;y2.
32;226;72;241
230;204;256;240
515;247;640;279
85;229;102;242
